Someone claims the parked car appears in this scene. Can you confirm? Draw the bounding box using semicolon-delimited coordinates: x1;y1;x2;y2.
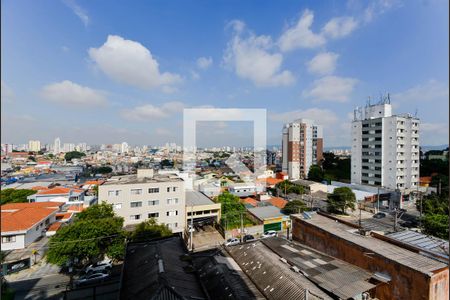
84;259;112;274
75;272;110;287
243;235;256;242
373;212;386;219
225;238;240;246
262;230;277;238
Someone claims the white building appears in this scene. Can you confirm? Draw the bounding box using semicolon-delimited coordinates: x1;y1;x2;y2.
98;169;186;232
351;99;420;191
121;142;129;154
53;137;61;154
63;143;75;153
282;119;323;180
28;140;41;152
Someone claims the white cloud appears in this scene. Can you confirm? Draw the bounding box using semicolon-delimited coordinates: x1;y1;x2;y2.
269;108;339;126
1;81;14;103
302;76;358;102
306;52;339;75
278;9;326;51
197;57;213;69
40;80;108;106
392;80;449;103
89;35;182;90
63;0;89;27
363;0;402;24
223;21;294;87
322;17;358;39
190;70;200;80
121;101;185;121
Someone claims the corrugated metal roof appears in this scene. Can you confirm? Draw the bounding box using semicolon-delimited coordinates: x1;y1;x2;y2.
387;230;449;259
262;237;376;299
227;241;332;300
297;215;447;274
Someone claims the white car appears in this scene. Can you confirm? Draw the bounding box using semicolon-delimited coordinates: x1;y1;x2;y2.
262;230;277;238
75;272;109;286
84;259;112;274
225;238;240;246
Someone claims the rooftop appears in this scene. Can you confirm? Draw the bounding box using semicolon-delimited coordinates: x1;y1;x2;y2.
262;237;376;299
186;191;216;206
292;179;322;187
104;173;183;185
247;206;286;220
293;214;447;275
268;197;288;209
1;206;58;233
227;240;332;300
120;235;206;300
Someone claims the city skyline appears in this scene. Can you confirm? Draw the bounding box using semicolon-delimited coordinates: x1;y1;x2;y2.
1;0;449;147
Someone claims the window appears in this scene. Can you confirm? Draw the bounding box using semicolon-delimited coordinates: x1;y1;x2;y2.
130;189;142;195
148;212;159;218
130;201;142;208
108;190;121;196
148;188;159;193
166;210;178;216
167;198;179;205
172;187;177;192
167;223;178;229
130;215;141;220
2;236;16;243
113;203;122;210
167;187;170;192
45;218;50;225
148;200;159;206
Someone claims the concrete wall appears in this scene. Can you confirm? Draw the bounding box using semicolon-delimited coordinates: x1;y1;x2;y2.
291;217;449;300
1;234;25;250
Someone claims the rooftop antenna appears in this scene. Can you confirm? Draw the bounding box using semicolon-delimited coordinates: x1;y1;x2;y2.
414;108;418;117
387;93;391;104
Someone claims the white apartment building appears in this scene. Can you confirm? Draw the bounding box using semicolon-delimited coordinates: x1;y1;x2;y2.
282;119;323;180
351;100;420;191
98;169;185;232
53;137;61;154
28;140;41;152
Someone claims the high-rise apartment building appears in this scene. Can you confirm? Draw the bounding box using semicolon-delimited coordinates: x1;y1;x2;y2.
53;137;61;154
282;119;323;180
28;140;41;152
351;99;420;191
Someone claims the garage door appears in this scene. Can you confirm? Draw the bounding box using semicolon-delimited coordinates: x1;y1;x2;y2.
264;222;281;232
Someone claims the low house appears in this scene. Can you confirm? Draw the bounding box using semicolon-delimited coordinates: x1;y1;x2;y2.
267;197;288;209
247;206;290;232
27;186;85;204
1;202;64;250
292;179;327;194
228;182;265;197
186;191;221;227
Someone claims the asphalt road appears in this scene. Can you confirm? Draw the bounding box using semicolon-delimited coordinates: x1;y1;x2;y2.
9;274;69;300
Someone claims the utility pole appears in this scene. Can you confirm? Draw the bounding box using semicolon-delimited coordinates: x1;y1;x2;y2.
438;178;442;195
377;186;380;213
359;203;362;228
240;212;244;243
190;204;194;252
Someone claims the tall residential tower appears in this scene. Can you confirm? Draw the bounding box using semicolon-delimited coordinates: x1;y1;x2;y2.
351;98;420;191
282;119;323;180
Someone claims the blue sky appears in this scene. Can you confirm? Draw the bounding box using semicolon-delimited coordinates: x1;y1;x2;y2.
1;0;448;147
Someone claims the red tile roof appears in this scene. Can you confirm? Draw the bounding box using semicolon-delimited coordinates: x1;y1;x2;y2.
84;180;105;185
56;212;74;220
36;187;84;195
67;205;85;212
268;197;288;209
1;207;57;232
47;222;63;232
1;201;64;210
241;197;258;207
31;186;49;191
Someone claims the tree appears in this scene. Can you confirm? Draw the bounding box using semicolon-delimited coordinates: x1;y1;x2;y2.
129;218;172;242
46;203;125;266
28;156;36;162
94;166;113;174
217;192;248;229
308;165;324;182
276;180;305;195
76;202;116;220
64;151;86;161
0;189;37;205
160;159;174;168
327;187;356;214
422;214;449;240
282;200;307;215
